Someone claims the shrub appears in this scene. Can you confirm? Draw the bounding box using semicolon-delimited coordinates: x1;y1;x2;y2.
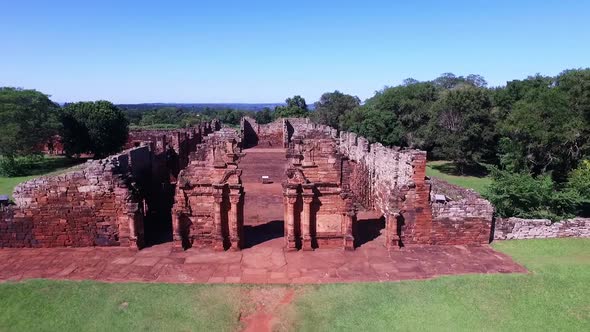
484;168;580;221
566;160;590;216
567;160;590;198
0;155;42;177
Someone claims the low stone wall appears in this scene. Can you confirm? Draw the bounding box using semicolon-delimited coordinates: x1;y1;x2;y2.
494;217;590;240
428;178;494;245
1;149;147;248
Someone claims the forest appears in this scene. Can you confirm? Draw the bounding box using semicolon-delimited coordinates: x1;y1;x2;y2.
1;68;589;220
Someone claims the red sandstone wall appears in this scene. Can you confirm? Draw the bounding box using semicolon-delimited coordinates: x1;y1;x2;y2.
428;178;493;245
36;135;65;155
0;149;149;248
338;130;493;246
172;127;243;250
241;117;284;148
286;133;352;249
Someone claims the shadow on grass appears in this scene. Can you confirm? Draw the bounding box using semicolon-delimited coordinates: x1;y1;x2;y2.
430;161;489;177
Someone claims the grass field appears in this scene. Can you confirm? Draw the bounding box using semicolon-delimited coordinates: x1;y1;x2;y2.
289;238;590;331
0;156;83;197
0;239;588;331
426;160;492;194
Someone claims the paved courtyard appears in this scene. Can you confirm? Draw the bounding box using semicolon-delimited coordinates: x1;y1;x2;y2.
0;234;526;284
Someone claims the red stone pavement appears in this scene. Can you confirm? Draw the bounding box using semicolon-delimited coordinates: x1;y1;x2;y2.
0;234;527;284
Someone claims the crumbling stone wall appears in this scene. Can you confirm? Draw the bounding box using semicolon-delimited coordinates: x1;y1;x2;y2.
494;217;590;240
0;149;147;248
426;178;494;245
338;131;431;247
338;131;494;247
241;117;284;148
125;120;220;176
1;120;222;249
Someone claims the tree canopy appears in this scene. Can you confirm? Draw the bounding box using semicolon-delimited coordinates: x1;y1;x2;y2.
60;101;129;158
0;87;59;157
312;91;360;128
273;95;309;119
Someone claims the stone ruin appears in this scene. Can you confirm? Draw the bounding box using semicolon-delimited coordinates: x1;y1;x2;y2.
0;120;220;248
1;117;497;250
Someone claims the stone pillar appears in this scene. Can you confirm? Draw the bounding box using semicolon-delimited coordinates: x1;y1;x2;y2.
212;189;225;251
385;213;400;250
285;194;298;251
301;194;314;251
343;210;355;251
228;188;242;251
172;212;183;251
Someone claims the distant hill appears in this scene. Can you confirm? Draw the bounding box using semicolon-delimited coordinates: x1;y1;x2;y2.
116;103;287;112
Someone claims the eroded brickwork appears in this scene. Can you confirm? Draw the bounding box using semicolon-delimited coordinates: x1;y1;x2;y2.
0;149;146;248
241;117;285;148
0;120;222;249
172;128;244;251
283;127;354;250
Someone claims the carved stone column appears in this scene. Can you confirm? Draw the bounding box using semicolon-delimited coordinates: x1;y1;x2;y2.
301;194;314;251
228;188;242;251
343;210;356;250
212;188;225;251
285;194;298;251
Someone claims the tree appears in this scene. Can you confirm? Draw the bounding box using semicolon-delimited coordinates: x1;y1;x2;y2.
60;101;129;158
500;87;587;181
556;68;590;124
433;73;462;89
434;73;488;89
312;91;360;129
431;86;495;171
341;82;438;149
341;105;403;146
254;107;273;124
0;87;59;157
273;95;309;119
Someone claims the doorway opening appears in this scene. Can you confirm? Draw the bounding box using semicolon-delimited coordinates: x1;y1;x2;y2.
240;146;287;248
354;211;386;248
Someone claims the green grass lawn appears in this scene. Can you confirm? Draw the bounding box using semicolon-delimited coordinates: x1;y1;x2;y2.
426;160;492;194
0;156;84;197
289;238;590;331
0;239;588;331
0;282;242;332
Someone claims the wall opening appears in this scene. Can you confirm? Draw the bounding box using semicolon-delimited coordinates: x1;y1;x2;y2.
353;211;386;248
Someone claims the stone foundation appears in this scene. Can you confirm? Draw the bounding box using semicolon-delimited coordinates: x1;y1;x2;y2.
494;217;590;240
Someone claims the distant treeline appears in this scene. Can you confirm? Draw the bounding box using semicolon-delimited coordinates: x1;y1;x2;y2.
118;103;284;112
123;107;272;129
121;96;318;129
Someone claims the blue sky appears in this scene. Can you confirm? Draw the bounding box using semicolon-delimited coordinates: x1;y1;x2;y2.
1;0;588;103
